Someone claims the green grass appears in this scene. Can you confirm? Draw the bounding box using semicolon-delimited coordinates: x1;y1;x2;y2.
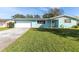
0;27;9;31
3;28;79;52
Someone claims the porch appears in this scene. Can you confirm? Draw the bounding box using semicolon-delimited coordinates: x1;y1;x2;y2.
50;20;58;28
37;20;58;28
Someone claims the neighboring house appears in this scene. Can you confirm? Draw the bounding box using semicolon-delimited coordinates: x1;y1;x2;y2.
0;19;8;27
14;15;79;28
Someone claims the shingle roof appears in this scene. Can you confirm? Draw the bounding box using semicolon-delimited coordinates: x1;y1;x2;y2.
14;15;79;21
0;19;12;22
0;19;8;22
50;15;79;21
14;18;50;21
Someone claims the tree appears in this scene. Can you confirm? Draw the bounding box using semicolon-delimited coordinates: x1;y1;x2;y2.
12;14;26;18
26;14;33;18
34;15;40;18
51;8;63;17
42;7;64;18
42;13;53;18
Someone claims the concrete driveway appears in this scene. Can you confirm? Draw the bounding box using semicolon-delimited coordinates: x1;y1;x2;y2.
0;28;29;51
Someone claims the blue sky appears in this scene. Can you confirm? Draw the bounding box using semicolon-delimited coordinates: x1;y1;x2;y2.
61;7;79;16
0;7;79;19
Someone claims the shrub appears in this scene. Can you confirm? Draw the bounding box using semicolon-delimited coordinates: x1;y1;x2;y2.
60;24;64;28
6;21;15;28
72;25;78;28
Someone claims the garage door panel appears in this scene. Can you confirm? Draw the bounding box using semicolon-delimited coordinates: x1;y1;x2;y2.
15;23;31;28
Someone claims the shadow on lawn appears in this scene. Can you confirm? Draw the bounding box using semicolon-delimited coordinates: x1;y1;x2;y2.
34;28;79;41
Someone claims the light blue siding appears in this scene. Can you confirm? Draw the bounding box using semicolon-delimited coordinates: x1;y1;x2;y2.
42;20;51;28
31;20;41;28
31;20;51;28
58;17;77;28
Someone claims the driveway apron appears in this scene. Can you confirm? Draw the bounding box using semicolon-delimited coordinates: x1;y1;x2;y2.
0;28;29;51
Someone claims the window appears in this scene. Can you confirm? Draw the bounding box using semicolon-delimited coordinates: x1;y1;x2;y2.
64;19;71;23
37;20;45;24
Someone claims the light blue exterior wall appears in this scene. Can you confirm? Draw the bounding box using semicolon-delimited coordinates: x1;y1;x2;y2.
31;20;59;28
31;20;51;28
58;17;77;28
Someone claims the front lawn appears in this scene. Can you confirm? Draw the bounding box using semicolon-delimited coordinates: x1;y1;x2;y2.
3;28;79;52
0;27;9;31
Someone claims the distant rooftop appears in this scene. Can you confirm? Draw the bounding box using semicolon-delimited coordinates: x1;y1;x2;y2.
0;19;11;22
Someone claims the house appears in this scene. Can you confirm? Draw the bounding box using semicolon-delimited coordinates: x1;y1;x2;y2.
0;19;8;27
14;15;79;28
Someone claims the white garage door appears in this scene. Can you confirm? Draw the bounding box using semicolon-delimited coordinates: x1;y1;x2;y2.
15;23;31;28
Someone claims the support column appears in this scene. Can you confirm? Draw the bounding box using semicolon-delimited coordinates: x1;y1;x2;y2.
51;20;52;29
